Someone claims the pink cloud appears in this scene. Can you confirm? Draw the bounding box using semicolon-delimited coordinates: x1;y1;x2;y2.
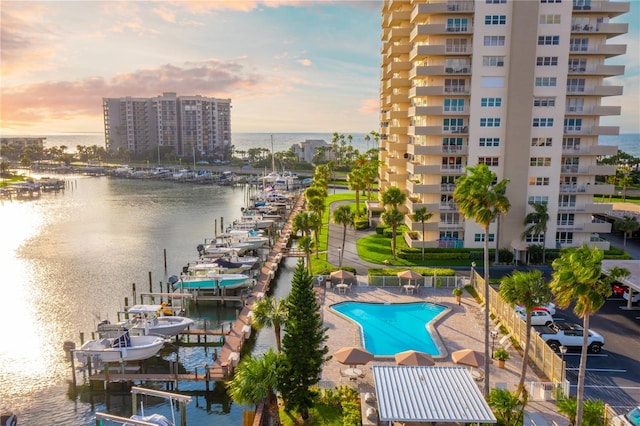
298;59;313;67
0;59;292;129
358;98;379;115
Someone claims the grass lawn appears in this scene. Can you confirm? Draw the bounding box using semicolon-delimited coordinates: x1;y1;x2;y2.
280;404;344;426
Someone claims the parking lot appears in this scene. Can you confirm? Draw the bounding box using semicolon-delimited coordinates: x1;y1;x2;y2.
552;296;640;409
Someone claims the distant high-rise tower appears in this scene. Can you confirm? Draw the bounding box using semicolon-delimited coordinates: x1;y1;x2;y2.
103;92;231;161
378;0;629;261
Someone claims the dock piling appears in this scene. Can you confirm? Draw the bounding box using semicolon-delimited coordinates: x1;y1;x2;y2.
163;248;167;271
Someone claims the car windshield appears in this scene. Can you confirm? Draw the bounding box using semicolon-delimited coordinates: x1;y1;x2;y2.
626;407;640;425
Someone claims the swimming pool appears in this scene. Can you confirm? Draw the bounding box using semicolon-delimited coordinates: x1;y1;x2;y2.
330;302;449;357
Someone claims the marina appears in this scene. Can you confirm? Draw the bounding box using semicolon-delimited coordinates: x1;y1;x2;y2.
0;174;303;424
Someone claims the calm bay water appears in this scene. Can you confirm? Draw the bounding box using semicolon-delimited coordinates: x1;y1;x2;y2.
0;176;299;424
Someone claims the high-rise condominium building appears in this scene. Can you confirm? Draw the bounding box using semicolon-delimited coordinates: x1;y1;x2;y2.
379;0;628;261
103;92;231;160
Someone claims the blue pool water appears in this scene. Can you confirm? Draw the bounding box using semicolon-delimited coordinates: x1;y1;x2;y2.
330;302;448;357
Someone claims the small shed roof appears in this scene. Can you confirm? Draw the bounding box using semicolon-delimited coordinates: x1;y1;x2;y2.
372;365;496;424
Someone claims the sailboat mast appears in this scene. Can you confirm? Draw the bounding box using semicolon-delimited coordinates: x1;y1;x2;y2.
270;135;275;173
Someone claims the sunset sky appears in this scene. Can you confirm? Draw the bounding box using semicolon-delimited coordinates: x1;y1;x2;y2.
1;0;638;135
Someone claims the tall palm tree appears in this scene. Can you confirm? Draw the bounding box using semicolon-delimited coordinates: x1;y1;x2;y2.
297;235;313;273
347;168;367;217
227;349;282;426
332;205;354;268
615;215;640;250
521;202;550;264
307;211;323;258
381;208;405;261
292;211;313;237
382;186;406;211
550;245;629;426
412;207;433;261
453;163;511;396
251;296;288;353
499;270;551;396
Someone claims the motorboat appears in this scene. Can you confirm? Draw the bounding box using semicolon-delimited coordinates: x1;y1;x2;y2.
124;304;195;337
173;272;252;290
74;325;164;363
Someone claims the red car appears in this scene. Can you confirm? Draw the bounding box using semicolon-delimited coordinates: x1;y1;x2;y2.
611;283;628;297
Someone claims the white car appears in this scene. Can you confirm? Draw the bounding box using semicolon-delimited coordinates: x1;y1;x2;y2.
623;290;640;305
515;303;556;316
516;309;554;326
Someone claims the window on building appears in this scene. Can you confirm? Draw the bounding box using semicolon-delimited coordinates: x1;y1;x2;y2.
481;97;502;107
530;157;552;166
541;0;562;3
568;58;587;72
536;56;558;66
484;36;506;46
479;157;499;166
559;195;576;207
557;213;575;225
443;118;464;131
532;137;553;147
440;231;460;240
539;14;561;24
525;233;545;243
479;137;500;147
566;98;584;112
534;97;556;107
486;0;507;3
475;233;495;242
446;38;469;53
444;98;465;112
480;118;501;127
447;18;469;32
485;15;507;25
538;35;560;45
483;56;505;67
556;232;573;244
533;118;554;127
564;118;583;132
535;77;557;87
562;137;581;151
442;137;463;152
445;78;467;93
570;38;589;52
530;177;550;186
528;196;549;204
567;78;586;93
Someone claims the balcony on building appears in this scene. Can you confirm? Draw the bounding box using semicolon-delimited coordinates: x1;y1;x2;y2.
572;1;629;16
411;23;472;42
410;43;473;61
557;202;610;214
565;105;621;116
384;9;411;27
568;64;625;76
407;180;440;194
411;1;475;21
570;43;626;57
410;105;467;117
559;183;614;195
409;143;468;156
566;85;623;96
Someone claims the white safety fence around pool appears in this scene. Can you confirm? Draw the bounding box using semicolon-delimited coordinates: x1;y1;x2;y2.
367;275;463;288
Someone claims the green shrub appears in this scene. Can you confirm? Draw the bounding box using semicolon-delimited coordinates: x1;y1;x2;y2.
354;217;370;230
498;248;514;264
375;224;386;235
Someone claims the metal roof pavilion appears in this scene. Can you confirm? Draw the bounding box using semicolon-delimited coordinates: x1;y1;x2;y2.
372;365;497;424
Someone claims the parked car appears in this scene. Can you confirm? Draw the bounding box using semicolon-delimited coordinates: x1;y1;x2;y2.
612;283;628;297
516;308;554;326
613;406;640;426
533;322;605;353
623;289;640;305
515;303;556;316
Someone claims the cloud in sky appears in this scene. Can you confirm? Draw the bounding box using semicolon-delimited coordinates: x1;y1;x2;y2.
0;0;637;135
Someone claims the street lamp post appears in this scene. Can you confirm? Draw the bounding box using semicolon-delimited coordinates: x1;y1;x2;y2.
560;345;568;383
471;261;476;287
490;330;498;358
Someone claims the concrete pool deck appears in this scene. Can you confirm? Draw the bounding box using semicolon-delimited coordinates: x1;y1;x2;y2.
318;279;567;425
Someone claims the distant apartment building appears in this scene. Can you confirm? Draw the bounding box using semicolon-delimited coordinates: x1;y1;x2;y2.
103;92;231;160
378;0;628;261
291;139;333;163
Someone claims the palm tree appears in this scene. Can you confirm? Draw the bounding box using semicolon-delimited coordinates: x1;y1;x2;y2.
550;245;629;426
347;168;367;217
308;211;323;258
499;270;551;396
521;202;550;264
487;388;524;426
292;211;312;237
453;163;511;397
298;235;313;273
615;215;640;250
332;205;354;268
381;208;405;261
227;349;282;426
251;296;288;353
382;186;406;210
412;207;433;261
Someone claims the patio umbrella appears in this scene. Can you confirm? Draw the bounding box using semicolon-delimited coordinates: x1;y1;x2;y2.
394;350;435;366
397;270;422;286
330;270;355;284
333;346;373;367
452;349;486;368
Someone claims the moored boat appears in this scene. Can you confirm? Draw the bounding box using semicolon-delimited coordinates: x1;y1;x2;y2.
124;304;195;337
74;326;165;363
173;273;252;290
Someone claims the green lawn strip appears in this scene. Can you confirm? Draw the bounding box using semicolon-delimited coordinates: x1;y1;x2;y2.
280;403;344;426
